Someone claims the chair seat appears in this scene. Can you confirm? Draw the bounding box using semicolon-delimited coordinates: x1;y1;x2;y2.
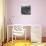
13;31;24;36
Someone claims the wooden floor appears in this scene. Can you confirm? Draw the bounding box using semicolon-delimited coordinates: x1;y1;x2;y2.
42;37;46;42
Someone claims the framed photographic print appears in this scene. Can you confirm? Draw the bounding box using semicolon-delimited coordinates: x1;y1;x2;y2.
21;6;31;15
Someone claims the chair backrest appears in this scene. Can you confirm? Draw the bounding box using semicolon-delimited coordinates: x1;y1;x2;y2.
12;25;25;36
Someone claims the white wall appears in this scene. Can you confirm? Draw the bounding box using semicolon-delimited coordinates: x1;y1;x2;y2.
7;0;46;37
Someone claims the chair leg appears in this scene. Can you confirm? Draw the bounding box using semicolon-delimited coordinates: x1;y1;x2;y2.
12;31;13;43
15;36;16;43
25;30;26;43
